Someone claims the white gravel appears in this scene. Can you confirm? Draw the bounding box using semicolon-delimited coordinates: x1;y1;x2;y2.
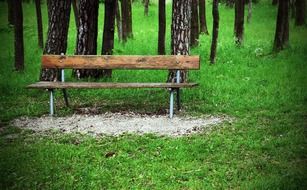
12;113;227;137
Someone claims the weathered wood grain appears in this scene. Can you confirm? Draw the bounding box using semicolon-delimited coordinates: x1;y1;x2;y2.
27;82;198;89
41;55;200;70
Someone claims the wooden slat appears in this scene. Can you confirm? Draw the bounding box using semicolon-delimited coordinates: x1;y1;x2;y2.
27;82;198;89
41;55;200;70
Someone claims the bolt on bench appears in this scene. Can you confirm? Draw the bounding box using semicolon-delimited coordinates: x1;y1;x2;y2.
27;55;200;118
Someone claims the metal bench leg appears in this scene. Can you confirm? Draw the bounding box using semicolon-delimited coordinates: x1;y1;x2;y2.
62;89;69;107
60;67;69;107
49;89;54;116
170;89;174;118
176;88;181;111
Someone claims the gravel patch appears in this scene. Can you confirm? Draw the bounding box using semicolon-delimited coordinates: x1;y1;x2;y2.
12;113;228;137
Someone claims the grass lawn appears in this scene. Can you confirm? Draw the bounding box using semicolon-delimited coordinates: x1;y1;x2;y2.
0;1;306;189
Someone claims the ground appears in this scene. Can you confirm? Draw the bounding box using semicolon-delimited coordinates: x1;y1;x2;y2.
12;113;228;136
0;1;306;189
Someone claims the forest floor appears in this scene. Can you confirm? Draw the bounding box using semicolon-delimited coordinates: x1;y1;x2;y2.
0;1;306;189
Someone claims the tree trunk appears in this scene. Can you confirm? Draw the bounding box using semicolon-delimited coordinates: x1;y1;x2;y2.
168;0;191;83
247;0;252;23
190;0;199;47
14;0;24;71
127;0;133;38
158;0;166;55
122;0;128;42
72;0;79;29
7;0;14;26
295;0;305;26
40;0;71;81
115;0;123;41
273;0;289;51
101;0;117;78
210;0;219;64
122;0;133;42
234;0;245;45
73;0;100;79
144;0;149;16
199;0;209;35
35;0;43;49
272;0;278;6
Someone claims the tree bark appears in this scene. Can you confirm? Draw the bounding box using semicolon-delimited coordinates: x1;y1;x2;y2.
122;0;128;42
73;0;100;79
190;0;199;47
115;0;123;41
144;0;149;16
7;0;14;26
210;0;219;64
40;0;71;81
295;0;306;26
158;0;166;55
72;0;79;29
127;0;133;38
234;0;245;45
199;0;209;35
35;0;43;49
168;0;191;82
14;0;24;71
122;0;133;42
101;0;117;78
247;0;252;23
273;0;289;51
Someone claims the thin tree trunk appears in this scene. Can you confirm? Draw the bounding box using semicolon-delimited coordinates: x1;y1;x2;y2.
190;0;199;47
158;0;166;55
168;0;191;83
115;0;123;41
73;0;100;79
40;0;71;81
199;0;209;35
121;0;127;42
210;0;219;64
35;0;43;49
122;0;133;41
14;0;24;71
72;0;79;29
273;0;289;51
144;0;149;16
127;0;133;38
101;0;117;78
282;1;289;46
7;0;14;26
247;0;252;23
295;0;306;26
234;0;245;45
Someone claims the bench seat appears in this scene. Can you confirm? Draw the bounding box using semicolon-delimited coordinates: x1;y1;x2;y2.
27;82;198;89
30;55;200;118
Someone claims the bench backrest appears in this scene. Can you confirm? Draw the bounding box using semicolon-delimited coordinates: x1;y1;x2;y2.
42;55;200;70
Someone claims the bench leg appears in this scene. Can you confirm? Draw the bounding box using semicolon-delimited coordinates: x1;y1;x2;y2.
62;89;69;107
176;88;181;111
49;89;54;116
169;89;174;118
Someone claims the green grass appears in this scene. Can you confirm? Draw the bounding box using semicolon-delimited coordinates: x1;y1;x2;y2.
0;1;307;189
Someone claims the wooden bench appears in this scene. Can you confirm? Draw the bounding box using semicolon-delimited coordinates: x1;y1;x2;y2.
27;55;200;118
